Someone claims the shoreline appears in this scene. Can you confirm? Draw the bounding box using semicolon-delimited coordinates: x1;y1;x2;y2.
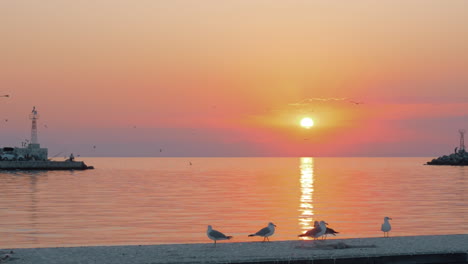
3;234;467;264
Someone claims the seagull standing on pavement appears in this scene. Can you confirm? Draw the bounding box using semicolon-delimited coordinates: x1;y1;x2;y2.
316;221;327;240
381;217;392;237
299;220;327;240
207;225;233;246
248;222;276;242
298;221;322;240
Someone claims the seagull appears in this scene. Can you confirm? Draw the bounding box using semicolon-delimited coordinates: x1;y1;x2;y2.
207;225;232;246
248;222;276;242
381;216;392;237
316;221;328;240
298;221;322;240
299;220;328;240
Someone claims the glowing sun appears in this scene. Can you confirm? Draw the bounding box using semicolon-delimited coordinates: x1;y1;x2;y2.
300;117;314;128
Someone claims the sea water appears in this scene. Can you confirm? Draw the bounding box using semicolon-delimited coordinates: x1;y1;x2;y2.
0;157;466;248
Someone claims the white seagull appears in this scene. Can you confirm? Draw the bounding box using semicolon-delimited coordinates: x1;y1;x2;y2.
248;222;276;242
381;216;392;237
207;225;233;246
316;221;327;240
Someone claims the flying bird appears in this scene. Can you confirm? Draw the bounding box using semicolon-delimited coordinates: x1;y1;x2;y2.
206;225;232;246
381;216;392;237
248;222;276;242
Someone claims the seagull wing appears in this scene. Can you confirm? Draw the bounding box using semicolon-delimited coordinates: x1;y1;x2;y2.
255;227;271;236
299;227;319;237
209;230;230;239
381;223;391;232
325;227;339;235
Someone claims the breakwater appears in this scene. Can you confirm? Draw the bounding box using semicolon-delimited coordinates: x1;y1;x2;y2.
427;151;468;165
0;160;93;170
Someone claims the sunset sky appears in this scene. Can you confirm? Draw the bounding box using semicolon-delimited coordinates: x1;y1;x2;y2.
1;0;467;157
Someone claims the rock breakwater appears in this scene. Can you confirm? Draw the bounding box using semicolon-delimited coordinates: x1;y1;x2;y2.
427;150;468;165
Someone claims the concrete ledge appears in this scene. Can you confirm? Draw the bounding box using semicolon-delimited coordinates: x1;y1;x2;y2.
228;253;468;264
4;235;468;264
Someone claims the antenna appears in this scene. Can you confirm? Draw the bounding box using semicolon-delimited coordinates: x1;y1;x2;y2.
459;129;465;152
29;106;40;145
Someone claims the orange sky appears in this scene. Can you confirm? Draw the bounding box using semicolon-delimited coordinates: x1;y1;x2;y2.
1;0;468;157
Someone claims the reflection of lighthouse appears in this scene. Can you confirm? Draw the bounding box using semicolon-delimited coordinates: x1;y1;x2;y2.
299;157;314;235
29;106;40;146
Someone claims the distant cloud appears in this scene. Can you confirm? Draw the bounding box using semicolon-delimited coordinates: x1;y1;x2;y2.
371;96;468;105
288;97;348;106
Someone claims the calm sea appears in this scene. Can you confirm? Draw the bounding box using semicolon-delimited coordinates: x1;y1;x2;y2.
0;157;466;248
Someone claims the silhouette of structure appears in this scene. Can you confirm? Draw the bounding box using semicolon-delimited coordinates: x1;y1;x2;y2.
30;106;39;145
427;129;468;165
459;129;466;153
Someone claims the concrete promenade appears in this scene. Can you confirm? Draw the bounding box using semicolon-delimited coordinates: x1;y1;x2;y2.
2;234;467;264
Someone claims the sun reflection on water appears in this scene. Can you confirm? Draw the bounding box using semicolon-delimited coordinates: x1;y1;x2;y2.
299;157;314;238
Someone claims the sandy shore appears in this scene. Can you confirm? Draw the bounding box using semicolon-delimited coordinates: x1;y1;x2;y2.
2;234;467;264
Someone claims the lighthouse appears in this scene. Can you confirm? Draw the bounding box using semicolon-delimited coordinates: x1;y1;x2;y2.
30;106;40;147
21;106;48;160
0;107;92;169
